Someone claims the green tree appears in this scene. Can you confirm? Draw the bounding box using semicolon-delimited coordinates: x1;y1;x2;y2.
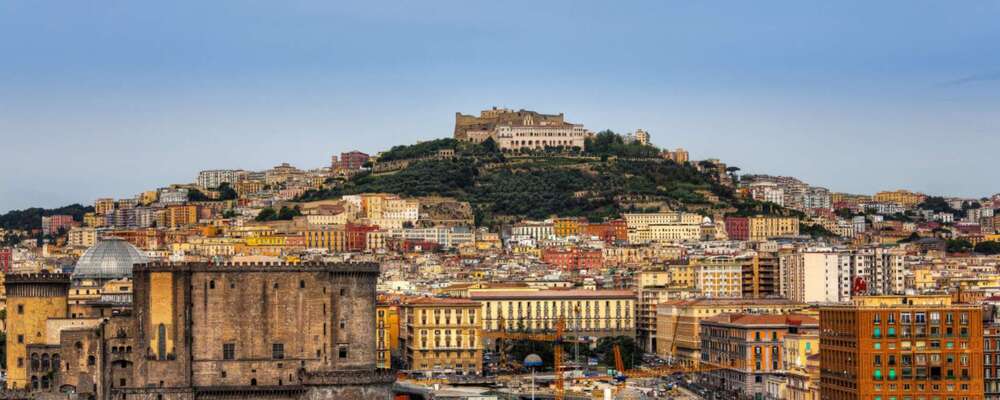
187;189;211;202
218;183;238;200
946;239;973;253
255;207;277;221
975;241;1000;255
595;336;638;371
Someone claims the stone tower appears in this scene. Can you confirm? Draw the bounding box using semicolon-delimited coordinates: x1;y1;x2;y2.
4;272;70;390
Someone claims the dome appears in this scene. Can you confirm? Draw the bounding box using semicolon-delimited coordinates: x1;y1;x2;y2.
73;238;148;280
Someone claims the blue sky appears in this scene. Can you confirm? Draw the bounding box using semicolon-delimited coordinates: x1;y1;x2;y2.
1;1;998;212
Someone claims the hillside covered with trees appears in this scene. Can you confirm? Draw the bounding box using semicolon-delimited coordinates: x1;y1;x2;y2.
0;204;93;231
299;132;796;226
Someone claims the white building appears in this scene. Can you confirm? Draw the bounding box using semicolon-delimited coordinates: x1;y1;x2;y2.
494;124;589;151
197;169;245;189
780;249;850;303
511;222;554;241
749;181;785;206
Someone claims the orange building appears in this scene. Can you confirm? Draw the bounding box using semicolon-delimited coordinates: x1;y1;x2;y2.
699;313;819;398
166;205;199;228
820;295;984;400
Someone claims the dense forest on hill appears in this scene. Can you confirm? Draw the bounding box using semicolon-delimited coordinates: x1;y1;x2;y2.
0;204;93;231
299;132;796;226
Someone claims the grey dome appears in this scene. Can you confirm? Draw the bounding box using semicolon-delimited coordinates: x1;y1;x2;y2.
73;238;148;279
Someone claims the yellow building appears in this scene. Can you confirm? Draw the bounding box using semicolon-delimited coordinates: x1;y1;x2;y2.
873;189;926;207
624;212;703;244
234;180;265;196
401;297;482;375
376;303;400;370
139;190;159;206
553;218;584;237
748;216;799;241
305;226;347;252
166;205;199;228
4;273;70;389
83;212;105;228
470;289;635;338
691;257;743;298
655;298;808;365
94;198;115;215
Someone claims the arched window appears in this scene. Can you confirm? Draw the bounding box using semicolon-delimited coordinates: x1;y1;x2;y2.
52;354;60;371
251;378;257;386
87;355;96;366
41;354;50;370
31;376;38;390
31;353;40;371
41;375;49;389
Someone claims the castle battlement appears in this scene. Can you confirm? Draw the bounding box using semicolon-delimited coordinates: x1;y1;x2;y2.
133;261;380;274
4;271;71;285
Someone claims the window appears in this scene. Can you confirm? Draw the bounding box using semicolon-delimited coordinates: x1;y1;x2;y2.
339;345;348;359
17;304;24;314
17;335;23;344
299;280;305;289
340;288;346;296
272;343;284;359
223;343;235;360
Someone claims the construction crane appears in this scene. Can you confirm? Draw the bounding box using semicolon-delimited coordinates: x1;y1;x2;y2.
483;316;567;400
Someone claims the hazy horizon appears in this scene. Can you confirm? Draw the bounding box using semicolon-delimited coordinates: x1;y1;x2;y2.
2;1;999;213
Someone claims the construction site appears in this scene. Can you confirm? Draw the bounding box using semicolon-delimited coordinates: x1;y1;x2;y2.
392;317;721;400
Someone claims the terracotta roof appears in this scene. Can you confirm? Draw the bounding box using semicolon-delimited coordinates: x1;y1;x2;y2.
469;289;635;300
658;298;802;307
702;313;819;327
403;296;478;306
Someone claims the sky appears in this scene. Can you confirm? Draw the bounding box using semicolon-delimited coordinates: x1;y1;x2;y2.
1;0;999;213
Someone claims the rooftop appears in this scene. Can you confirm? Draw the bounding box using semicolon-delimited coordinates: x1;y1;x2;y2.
469;289;634;300
702;313;819;327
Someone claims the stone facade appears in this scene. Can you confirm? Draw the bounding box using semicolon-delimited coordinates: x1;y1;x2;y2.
115;261;394;400
4;272;71;390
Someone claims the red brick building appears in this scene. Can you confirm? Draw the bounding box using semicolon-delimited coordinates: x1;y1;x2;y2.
41;215;77;236
333;150;370;171
346;223;378;252
542;247;603;270
724;216;749;241
583;219;628;243
0;247;11;273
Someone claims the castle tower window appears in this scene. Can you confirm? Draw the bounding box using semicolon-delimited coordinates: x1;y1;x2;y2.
300;280;305;288
209;280;215;289
155;324;169;360
223;343;235;360
272;343;285;359
338;345;349;359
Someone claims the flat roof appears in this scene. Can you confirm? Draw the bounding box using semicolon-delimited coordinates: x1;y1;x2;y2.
469;289;634;300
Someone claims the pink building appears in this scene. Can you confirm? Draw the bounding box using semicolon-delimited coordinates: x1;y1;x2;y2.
0;248;11;273
41;215;77;235
332;150;370;171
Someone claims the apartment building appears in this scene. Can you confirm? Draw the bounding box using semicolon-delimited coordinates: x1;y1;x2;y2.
655;298;808;366
699;313;819;399
625;212;703;244
692;256;744;298
820;295;984;400
400;297;482;375
471;289;635;340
